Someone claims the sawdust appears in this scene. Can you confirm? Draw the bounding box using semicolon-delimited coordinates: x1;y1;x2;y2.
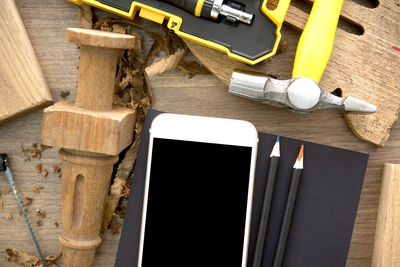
24;197;33;206
35;163;49;177
5;248;61;267
35;164;42;174
92;17;209;78
32;186;43;194
2;186;11;195
59;91;70;98
35;209;46;218
21;144;51;162
41;170;48;178
52;165;61;174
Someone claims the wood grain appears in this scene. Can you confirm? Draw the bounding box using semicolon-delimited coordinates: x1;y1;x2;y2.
59;149;118;267
372;163;400;267
41;26;137;266
0;1;398;267
42;102;136;155
0;0;53;125
185;0;400;147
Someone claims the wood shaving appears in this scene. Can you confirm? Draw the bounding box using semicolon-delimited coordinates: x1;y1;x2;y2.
32;151;41;159
53;165;61;174
145;48;186;77
24;197;33;206
5;248;61;267
32;186;43;193
35;209;46;218
39;144;51;150
41;169;48;177
108;216;122;235
115;203;127;219
120;180;131;199
21;145;44;160
79;5;93;29
177;60;210;77
54;222;59;228
112;24;127;34
2;186;11;195
6;213;12;220
60;90;70;98
144;40;162;67
0;201;3;211
35;163;49;177
36;220;43;227
35;164;42;174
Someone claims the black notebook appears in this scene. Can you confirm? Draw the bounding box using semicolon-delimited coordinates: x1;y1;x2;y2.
115;109;369;267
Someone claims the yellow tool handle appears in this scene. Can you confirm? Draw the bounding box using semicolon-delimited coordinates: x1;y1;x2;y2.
292;0;344;83
261;0;291;26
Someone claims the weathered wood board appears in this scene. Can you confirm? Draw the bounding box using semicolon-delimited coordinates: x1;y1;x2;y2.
372;163;400;267
0;0;53;125
185;0;400;147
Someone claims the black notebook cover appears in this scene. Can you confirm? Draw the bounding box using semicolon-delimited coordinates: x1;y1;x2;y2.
115;109;369;267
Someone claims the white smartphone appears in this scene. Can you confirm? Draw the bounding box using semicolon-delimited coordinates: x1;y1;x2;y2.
138;113;258;267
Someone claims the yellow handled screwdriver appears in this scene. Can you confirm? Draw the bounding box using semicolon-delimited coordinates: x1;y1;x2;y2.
229;0;376;113
158;0;254;24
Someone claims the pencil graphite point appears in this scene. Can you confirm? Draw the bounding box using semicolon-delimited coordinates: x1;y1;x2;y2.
270;136;280;157
293;145;304;169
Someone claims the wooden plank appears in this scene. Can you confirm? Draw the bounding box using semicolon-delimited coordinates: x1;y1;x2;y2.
0;0;52;125
372;163;400;267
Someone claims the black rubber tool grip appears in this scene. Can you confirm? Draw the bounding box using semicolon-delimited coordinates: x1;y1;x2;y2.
0;153;7;172
158;0;199;14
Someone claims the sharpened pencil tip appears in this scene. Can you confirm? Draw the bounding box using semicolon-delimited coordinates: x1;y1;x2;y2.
293;145;304;169
270;137;280;157
297;145;304;161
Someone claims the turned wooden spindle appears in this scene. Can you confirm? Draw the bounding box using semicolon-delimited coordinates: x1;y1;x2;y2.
41;28;137;267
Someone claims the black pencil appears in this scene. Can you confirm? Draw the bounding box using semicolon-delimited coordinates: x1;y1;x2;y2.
252;136;281;267
273;145;304;267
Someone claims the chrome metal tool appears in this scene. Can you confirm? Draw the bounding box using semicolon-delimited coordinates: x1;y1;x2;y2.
230;70;376;114
229;0;376;114
159;0;254;24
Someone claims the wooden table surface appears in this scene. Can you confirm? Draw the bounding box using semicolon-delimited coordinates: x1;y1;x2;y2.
0;0;399;266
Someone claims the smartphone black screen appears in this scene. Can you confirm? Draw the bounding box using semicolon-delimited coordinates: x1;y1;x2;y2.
141;138;253;266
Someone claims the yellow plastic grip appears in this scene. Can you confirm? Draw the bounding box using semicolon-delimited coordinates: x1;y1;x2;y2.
292;0;344;83
194;0;205;17
261;0;291;26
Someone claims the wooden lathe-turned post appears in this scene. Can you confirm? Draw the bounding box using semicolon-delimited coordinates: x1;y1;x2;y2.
41;28;137;267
